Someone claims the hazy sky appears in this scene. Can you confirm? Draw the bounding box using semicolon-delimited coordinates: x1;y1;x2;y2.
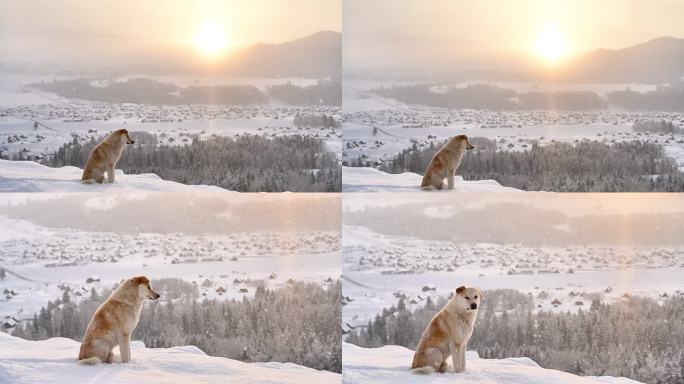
344;0;684;71
0;0;340;64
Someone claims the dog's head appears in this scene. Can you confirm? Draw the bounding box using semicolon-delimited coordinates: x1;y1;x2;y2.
131;276;160;301
454;286;482;311
115;129;135;145
455;135;474;150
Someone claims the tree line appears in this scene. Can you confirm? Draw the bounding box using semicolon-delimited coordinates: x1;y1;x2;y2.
345;290;684;384
374;82;684;111
41;133;342;192
33;78;341;106
10;278;342;373
353;138;684;192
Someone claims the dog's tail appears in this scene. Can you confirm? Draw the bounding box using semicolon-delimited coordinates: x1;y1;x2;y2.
420;185;436;191
77;357;103;365
410;366;437;375
81;178;96;184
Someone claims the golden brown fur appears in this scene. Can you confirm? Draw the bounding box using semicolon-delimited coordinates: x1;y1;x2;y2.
421;135;474;190
81;129;134;184
411;286;482;374
78;276;159;364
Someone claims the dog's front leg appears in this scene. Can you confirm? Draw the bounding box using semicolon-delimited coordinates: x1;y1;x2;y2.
449;343;462;373
119;333;131;363
460;344;466;372
106;165;115;184
447;169;455;190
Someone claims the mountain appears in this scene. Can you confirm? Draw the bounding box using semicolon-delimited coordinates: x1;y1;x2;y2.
560;36;684;83
213;31;341;79
0;333;339;384
342;342;643;384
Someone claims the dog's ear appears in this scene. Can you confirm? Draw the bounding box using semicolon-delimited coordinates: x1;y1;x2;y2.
455;286;466;294
131;276;149;285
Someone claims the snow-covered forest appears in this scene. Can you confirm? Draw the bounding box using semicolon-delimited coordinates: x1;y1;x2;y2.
29;133;341;191
374;83;684;112
345;289;683;384
350;138;684;192
9;278;342;373
33;78;341;106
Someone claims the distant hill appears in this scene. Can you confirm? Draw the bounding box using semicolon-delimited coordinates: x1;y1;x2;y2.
218;31;341;79
560;36;684;83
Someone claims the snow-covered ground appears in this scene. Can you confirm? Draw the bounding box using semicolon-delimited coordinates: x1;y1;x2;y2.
0;333;339;384
0;192;340;323
342;342;641;384
0;160;224;192
342;166;521;192
341;193;684;327
0;74;342;159
342;80;684;170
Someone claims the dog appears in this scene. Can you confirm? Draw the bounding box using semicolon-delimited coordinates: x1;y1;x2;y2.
81;129;134;184
421;135;474;190
411;286;482;374
78;276;159;364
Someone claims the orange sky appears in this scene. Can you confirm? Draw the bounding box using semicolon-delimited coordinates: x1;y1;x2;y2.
0;0;340;63
344;0;684;70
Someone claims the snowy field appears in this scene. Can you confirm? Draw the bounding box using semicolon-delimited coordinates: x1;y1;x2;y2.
341;193;684;327
0;333;340;384
342;166;521;192
342;342;640;384
342;80;684;170
0;160;226;192
0;192;340;325
0;74;342;160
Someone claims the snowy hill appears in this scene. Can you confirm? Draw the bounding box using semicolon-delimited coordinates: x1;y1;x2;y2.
0;160;224;192
342;343;642;384
342;166;521;192
0;333;340;384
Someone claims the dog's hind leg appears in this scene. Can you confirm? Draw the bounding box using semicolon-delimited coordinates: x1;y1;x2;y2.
80;339;110;364
105;349;116;364
89;168;105;184
425;347;445;373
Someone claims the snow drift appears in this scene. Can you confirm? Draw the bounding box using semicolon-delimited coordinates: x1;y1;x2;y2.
0;160;224;192
342;342;642;384
0;333;340;384
342;166;521;192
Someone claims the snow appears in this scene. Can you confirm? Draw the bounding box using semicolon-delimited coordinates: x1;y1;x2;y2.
0;333;339;384
0;160;224;192
341;80;684;171
0;192;340;321
342;342;642;384
342;166;521;192
341;194;684;326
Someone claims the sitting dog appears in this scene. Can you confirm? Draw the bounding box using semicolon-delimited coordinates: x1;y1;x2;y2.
411;286;482;373
78;276;159;364
81;129;134;184
421;135;474;190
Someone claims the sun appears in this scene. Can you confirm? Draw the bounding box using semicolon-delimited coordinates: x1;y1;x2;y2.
533;24;568;64
193;21;229;57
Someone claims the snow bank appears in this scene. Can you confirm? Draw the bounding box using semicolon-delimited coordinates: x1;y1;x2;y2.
0;160;224;192
342;342;642;384
0;333;339;384
342;166;521;192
